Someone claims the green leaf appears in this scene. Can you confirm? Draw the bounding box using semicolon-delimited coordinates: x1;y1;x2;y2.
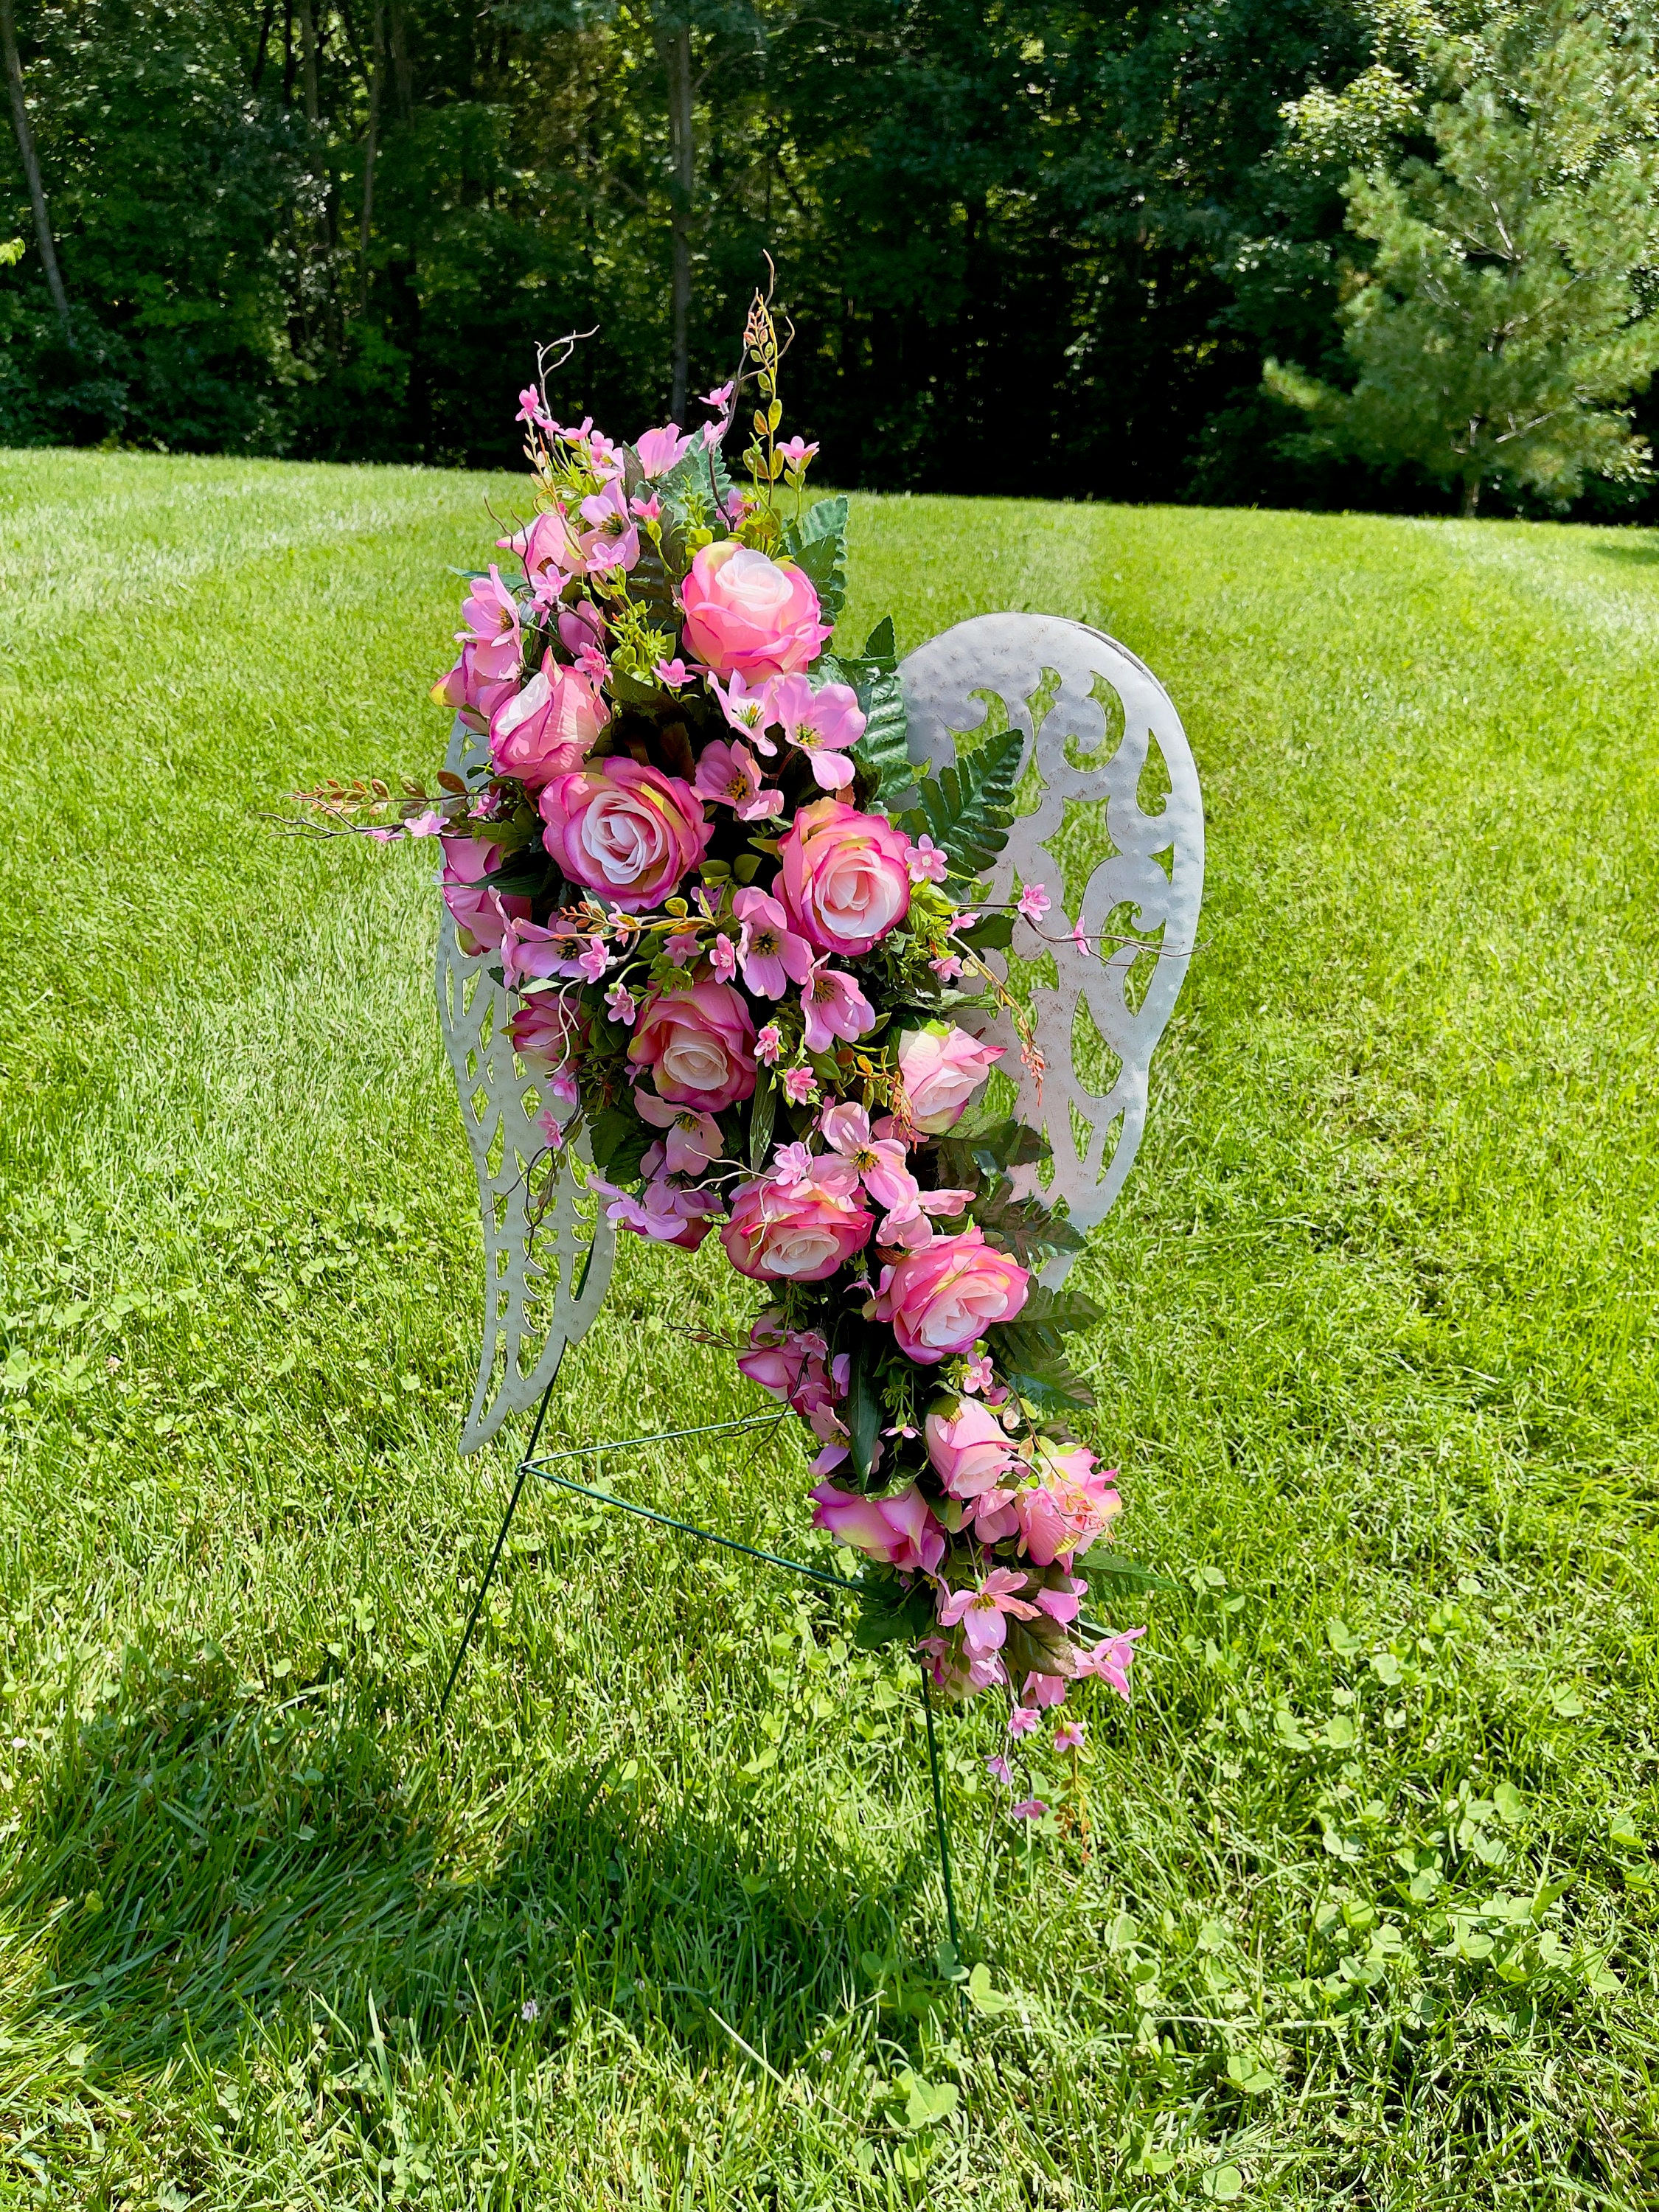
933;1116;1047;1194
861;614;897;670
967;1962;1016;2015
972;1183;1085;1270
587;1106;650;1184
748;1065;776;1169
901;2073;959;2130
1492;1781;1526;1827
897;720;1022;879
844;1336;882;1485
1081;1552;1172;1593
849;667;915;813
1018;1284;1103;1335
957;911;1014;952
990;1324;1096;1411
782;495;848;626
852;1575;935;1650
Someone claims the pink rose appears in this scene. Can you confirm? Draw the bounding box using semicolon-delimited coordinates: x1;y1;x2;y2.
679;541;830;680
538;757;711;910
924;1397;1018;1498
489;654;609;787
721;1177;872;1283
894;1023;1004;1135
874;1225;1030;1364
507;991;587;1074
779;798;911;956
439;836;529;956
809;1481;946;1575
629;981;757;1110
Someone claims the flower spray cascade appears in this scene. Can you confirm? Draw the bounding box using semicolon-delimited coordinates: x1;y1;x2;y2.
294;285;1154;1784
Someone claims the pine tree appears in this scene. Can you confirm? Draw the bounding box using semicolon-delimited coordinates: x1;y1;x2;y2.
1267;5;1659;515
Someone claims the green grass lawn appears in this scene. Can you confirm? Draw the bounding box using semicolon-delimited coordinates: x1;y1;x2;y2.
3;449;1658;2208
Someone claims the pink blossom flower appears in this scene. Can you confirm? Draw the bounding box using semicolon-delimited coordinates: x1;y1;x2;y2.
459;566;522;667
1010;1798;1048;1820
875;1186;975;1250
693;738;784;822
629;981;757;1110
961;1355;995;1395
801;959;876;1053
936;1567;1042;1657
929;955;964;981
779;799;912;956
536;1107;565;1149
1023;1671;1068;1708
755;1023;782;1065
679;541;830;681
874;1226;1030;1365
986;1753;1015;1786
766;673;864;792
575;936;611;982
1054;1718;1086;1753
591;1173;719;1252
736;1312;838;1409
924;1397;1017;1498
721;1174;872;1281
500;916;592;988
636;1088;723;1174
655;657;689;689
664;931;700;966
1034;1578;1085;1624
1024;1440;1122;1560
605;981;637;1026
707;670;777;748
439;837;529;956
538;758;712;911
905;835;949;886
633;423;691;476
1017;882;1051;922
709;932;737;983
776;436;819;471
699;380;735;414
516;385;553;431
781;1066;819;1106
731;887;814;997
630;492;662;523
893;1024;1004;1135
1075;1626;1146;1702
1006;1704;1040;1738
406;808;445;838
818;1102;917;1212
1070;917;1091;957
809;1482;945;1574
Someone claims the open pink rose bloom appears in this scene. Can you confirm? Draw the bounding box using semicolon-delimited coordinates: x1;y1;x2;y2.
329;293;1147;1727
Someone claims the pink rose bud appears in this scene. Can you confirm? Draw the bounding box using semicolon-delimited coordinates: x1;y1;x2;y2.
894;1023;1004;1135
439;836;529;956
779;797;913;956
488;654;609;787
809;1481;946;1575
874;1225;1030;1365
538;757;712;911
627;981;758;1112
432;640;517;729
507;992;587;1073
678;540;831;680
924;1397;1018;1498
721;1177;872;1283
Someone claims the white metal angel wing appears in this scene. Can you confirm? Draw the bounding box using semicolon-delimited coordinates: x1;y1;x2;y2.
436;715;615;1455
438;615;1200;1447
897;615;1203;1276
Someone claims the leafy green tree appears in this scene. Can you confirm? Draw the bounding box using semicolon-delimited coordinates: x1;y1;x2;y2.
1266;4;1659;514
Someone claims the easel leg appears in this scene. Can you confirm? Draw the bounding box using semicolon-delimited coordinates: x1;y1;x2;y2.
437;1366;560;1725
919;1663;961;1964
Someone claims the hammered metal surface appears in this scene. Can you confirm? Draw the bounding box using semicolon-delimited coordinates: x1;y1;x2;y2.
439;614;1202;1445
898;615;1204;1275
437;714;615;1455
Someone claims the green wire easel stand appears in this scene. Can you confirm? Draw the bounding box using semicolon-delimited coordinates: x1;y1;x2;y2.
437;1364;965;1972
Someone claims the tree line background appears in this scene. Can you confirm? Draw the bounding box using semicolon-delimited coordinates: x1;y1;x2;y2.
1;0;1656;515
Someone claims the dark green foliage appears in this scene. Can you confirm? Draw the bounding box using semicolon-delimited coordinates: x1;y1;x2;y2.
586;1104;651;1184
971;1183;1085;1271
897;723;1022;883
849;1570;936;1650
990;1286;1103;1413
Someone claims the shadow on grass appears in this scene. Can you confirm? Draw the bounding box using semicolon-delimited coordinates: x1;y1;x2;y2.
4;1644;940;2081
1585;535;1659;565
